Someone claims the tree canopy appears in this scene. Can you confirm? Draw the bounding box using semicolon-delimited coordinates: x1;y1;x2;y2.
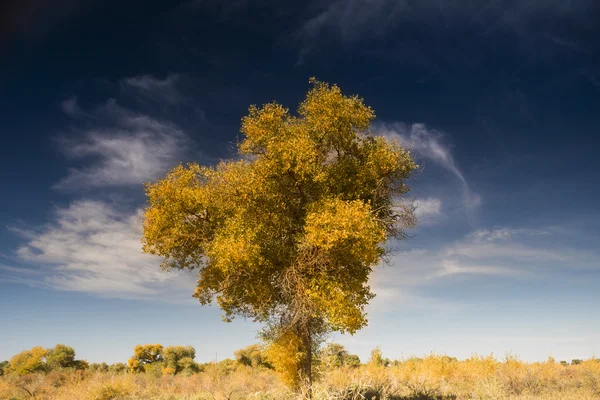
163;345;198;375
320;343;361;369
127;344;199;375
234;344;272;369
9;346;47;375
128;344;164;373
45;344;76;370
142;79;417;388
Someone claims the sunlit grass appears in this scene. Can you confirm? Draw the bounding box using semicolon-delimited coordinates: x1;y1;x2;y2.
1;354;599;399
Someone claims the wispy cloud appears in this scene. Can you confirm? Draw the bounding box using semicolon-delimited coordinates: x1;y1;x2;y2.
16;200;195;298
297;0;595;42
445;228;562;262
371;226;597;305
376;122;481;210
121;74;185;104
60;96;87;118
54;99;191;190
429;260;524;279
299;0;403;42
414;197;442;225
8;74;206;299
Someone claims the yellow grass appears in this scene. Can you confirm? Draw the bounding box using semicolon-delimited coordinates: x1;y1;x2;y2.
1;355;599;399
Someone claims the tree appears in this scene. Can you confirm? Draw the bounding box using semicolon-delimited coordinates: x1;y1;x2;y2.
369;347;390;367
163;345;198;375
72;359;89;370
127;344;164;373
234;344;272;369
320;343;348;369
319;343;361;369
345;354;361;368
45;344;76;370
9;346;47;375
142;79;416;392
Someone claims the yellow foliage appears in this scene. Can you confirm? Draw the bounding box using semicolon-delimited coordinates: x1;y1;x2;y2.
9;346;47;375
1;355;600;399
142;78;417;387
127;357;143;373
265;330;304;388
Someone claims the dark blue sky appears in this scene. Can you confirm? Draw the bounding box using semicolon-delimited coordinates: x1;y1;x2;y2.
1;0;599;363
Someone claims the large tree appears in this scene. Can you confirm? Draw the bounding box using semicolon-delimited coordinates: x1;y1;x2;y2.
143;79;416;390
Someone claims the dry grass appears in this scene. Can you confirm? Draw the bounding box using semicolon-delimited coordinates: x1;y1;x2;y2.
1;355;599;400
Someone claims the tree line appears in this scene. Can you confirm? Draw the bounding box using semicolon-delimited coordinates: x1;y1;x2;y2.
0;342;365;378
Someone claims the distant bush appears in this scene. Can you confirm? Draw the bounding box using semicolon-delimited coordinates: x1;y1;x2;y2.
0;361;9;376
163;345;200;375
234;344;273;369
319;343;361;370
143;361;165;378
89;362;109;372
107;363;127;374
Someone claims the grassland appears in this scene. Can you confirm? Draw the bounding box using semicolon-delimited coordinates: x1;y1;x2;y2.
1;354;599;400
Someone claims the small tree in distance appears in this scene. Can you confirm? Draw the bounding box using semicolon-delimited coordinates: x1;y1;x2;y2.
163;345;198;375
234;344;272;369
45;344;76;370
9;346;47;375
142;79;417;393
369;347;390;367
320;343;361;369
127;344;164;373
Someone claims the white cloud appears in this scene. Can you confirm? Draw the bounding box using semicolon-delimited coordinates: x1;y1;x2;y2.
121;74;184;104
469;228;550;242
446;228;562;261
54;100;191;190
429;260;524;279
376;122;481;211
414;197;442;224
9;76;207;300
16;200;195;298
370;225;593;304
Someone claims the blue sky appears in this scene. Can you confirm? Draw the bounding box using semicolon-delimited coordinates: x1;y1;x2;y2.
1;0;599;364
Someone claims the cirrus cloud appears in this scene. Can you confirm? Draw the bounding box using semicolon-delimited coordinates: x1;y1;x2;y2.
16;200;195;298
54;98;192;191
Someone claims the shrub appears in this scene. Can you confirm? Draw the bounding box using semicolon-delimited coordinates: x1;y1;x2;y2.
108;363;127;374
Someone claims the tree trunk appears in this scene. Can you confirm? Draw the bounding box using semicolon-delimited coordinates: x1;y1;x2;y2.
301;323;313;399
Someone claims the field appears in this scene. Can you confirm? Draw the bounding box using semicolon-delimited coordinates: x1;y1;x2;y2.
1;354;599;400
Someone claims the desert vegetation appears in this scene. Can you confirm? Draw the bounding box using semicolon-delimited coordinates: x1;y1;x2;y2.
3;82;594;400
1;343;599;400
141;79;417;393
